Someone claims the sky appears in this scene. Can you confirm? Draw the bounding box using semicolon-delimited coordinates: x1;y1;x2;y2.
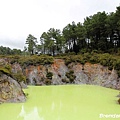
0;0;120;50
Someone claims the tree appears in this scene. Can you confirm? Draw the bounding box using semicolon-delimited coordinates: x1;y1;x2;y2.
12;49;22;55
40;32;48;54
63;21;85;54
75;22;86;51
63;22;77;53
114;6;120;47
0;46;12;55
40;28;65;55
40;31;53;55
26;5;120;55
26;34;37;55
84;12;108;51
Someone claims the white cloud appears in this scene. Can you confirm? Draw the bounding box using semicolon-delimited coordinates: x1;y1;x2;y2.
0;0;119;50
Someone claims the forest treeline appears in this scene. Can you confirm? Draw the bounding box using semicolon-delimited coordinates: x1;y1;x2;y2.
25;6;120;55
0;6;120;55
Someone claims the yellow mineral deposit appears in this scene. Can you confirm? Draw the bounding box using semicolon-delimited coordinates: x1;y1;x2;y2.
0;85;119;120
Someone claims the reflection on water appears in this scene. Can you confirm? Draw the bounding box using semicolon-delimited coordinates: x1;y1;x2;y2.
17;100;63;120
18;106;44;120
0;85;119;120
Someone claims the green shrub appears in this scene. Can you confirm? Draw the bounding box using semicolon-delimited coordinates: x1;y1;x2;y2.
12;73;26;83
4;64;11;71
45;79;52;85
0;67;11;75
79;48;88;54
65;70;76;83
62;78;70;83
64;55;86;65
10;55;21;64
18;55;54;67
118;98;120;104
89;54;99;64
114;58;120;77
114;59;120;71
64;57;71;65
0;63;12;76
46;72;53;79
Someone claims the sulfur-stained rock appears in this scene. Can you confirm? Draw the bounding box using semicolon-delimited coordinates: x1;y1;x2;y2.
23;59;119;89
2;57;117;90
0;74;26;103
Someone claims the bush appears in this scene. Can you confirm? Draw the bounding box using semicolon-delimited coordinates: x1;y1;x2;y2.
118;98;120;104
62;78;70;83
99;53;112;66
12;72;26;83
114;58;120;77
46;72;53;79
45;79;52;85
18;55;54;67
4;64;12;71
0;68;11;75
9;55;21;64
89;54;99;64
114;59;120;71
79;48;88;54
64;55;86;65
66;70;76;83
0;63;12;76
64;57;71;65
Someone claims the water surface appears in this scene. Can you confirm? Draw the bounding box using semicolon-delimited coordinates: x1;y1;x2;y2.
0;85;119;120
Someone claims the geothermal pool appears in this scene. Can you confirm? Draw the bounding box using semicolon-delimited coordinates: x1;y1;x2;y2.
0;85;119;120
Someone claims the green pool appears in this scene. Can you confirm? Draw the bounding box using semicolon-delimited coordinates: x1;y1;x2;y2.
0;85;119;120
